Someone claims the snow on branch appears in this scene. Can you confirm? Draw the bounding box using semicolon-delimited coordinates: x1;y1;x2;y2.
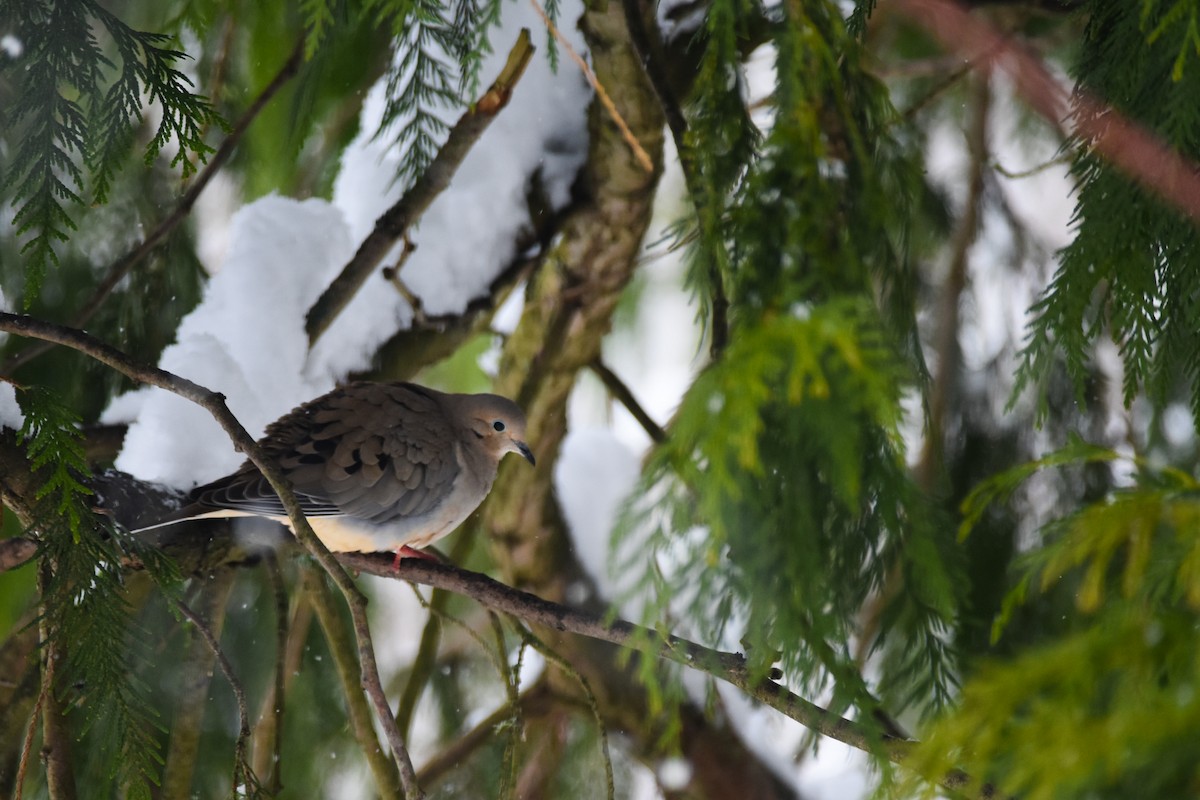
305;30;537;344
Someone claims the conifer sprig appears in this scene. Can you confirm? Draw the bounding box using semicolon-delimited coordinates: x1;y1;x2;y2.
625;0;954;732
371;0;469;187
1;0;222;302
17;387;176;799
910;442;1200;799
1014;1;1200;424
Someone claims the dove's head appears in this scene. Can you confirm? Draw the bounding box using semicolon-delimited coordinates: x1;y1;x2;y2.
455;393;536;466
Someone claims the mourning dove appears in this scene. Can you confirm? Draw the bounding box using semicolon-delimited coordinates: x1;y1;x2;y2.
141;382;534;559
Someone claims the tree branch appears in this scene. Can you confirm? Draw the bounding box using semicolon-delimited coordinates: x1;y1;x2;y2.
342;553;999;800
37;563;76;800
416;680;557;787
618;0;729;358
304;30;536;345
251;553;289;794
0;312;426;800
588;358;667;444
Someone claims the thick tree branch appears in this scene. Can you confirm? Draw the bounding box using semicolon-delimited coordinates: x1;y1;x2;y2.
305;31;536;345
0;312;426;800
483;2;798;796
1;39;306;376
894;0;1200;224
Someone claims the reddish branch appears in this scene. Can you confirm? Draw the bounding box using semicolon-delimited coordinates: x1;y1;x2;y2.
894;0;1200;224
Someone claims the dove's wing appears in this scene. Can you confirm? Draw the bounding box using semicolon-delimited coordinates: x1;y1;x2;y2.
189;382;462;524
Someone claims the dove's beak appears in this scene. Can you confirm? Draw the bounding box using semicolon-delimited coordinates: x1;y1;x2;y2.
516;441;536;466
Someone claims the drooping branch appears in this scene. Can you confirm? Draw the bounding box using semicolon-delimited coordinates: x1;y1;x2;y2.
342;554;998;800
617;0;729;358
894;0;1200;224
304;31;536;345
0;312;426;800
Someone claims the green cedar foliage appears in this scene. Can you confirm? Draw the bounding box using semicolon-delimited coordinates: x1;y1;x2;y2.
904;441;1200;799
0;0;221;303
17;387;181;800
619;0;959;741
914;2;1200;795
1015;0;1200;421
301;0;506;188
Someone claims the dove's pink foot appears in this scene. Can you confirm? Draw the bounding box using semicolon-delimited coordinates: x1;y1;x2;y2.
392;544;438;571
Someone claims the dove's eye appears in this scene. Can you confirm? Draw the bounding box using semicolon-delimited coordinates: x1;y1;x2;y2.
492;420;506;432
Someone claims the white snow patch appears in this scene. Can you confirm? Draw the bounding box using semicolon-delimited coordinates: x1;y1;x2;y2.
657;756;693;790
0;34;22;59
555;428;641;597
0;385;21;432
111;196;355;486
0;288;20;431
314;0;590;380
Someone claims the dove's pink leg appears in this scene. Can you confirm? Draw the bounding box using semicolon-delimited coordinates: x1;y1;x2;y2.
392;544;438;571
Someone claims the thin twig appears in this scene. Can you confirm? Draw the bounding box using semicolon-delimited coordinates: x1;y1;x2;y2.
305;31;536;344
899;58;979;121
517;626;615;800
992;154;1070;180
13;679;45;800
171;587;260;795
0;312;426;800
589;359;667;444
415;681;555;786
381;238;424;323
302;563;403;799
529;0;654;174
1;39;306;376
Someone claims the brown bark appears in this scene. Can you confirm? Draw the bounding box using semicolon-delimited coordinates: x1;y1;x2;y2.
482;1;799;797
